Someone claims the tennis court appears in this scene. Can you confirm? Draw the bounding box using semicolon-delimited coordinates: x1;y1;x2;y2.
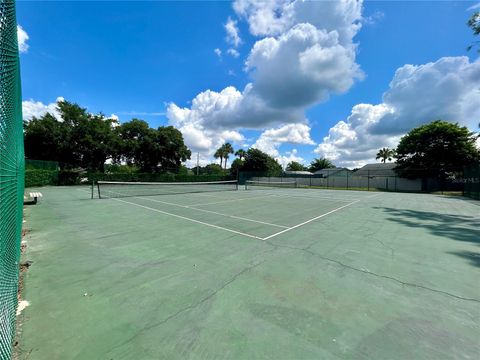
17;184;480;359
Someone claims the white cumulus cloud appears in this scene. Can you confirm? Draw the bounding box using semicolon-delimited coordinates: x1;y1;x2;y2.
233;0;362;42
227;48;240;58
22;97;65;121
225;17;242;47
167;87;246;156
252;123;315;157
167;0;364;163
315;56;480;168
276;148;306;169
17;25;29;53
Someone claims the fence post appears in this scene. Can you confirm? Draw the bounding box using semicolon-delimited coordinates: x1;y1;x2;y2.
367;170;370;191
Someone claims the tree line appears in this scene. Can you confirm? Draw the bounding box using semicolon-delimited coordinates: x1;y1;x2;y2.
205;142;337;177
374;121;479;179
24;100;479;180
24;100;191;173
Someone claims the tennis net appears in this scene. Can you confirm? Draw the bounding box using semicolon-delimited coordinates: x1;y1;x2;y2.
245;180;297;190
96;180;238;198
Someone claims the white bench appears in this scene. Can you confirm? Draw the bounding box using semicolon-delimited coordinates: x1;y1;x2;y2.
24;192;43;205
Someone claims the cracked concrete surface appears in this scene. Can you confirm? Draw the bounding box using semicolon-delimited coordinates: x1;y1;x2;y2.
16;186;480;359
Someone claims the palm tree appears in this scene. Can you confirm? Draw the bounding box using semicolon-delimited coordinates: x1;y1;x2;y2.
309;158;335;172
222;143;234;169
234;149;246;160
214;148;223;166
376;148;395;163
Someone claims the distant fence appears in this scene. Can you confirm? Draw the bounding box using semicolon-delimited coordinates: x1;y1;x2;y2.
242;173;422;192
240;166;480;197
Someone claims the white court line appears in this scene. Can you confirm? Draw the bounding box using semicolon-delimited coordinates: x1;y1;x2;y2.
271;192;358;203
138;196;289;229
363;192;384;199
111;198;264;240
262;200;360;241
188;193;277;207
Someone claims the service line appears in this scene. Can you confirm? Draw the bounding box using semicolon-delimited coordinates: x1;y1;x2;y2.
262;199;360;241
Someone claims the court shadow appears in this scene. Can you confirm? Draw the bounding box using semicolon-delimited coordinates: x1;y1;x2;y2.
447;251;480;268
374;207;479;246
375;207;480;268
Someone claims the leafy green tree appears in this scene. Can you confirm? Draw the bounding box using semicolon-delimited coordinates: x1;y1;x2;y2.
105;164;138;174
222;142;234;169
74;114;118;172
242;148;282;175
116;120;191;172
116;119;158;171
24;99;117;170
395;120;480;178
376;148;395;163
234;149;246;160
230;158;244;177
156;126;191;172
467;11;480;52
24;99;192;173
200;163;225;175
24;113;72;166
309;158;335;172
286;161;306;171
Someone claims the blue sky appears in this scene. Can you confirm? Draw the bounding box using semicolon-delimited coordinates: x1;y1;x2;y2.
18;1;480;168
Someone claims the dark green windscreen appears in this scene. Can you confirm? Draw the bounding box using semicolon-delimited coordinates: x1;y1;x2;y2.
0;0;24;358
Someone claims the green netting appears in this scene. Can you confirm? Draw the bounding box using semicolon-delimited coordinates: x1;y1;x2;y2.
464;164;480;200
25;159;59;170
0;0;24;359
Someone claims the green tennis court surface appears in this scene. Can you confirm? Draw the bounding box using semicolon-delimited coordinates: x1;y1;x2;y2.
17;186;480;359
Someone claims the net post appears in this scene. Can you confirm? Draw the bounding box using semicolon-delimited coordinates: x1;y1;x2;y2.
91;180;94;199
97;181;101;199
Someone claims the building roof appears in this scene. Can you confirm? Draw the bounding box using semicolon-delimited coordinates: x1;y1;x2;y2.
355;163;397;176
284;170;313;175
313;168;350;176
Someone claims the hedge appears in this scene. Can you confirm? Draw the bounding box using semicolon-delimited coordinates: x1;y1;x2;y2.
25;169;233;188
25;169;58;187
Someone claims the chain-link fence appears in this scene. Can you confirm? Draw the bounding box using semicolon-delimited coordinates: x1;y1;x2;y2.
463;163;480;200
0;1;24;358
25;159;59;171
239;166;478;196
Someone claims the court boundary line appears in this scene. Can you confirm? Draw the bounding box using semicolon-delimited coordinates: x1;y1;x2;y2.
262;199;360;240
271;192;359;203
83;188;362;241
112;197;265;240
137;196;289;229
188;194;277;207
